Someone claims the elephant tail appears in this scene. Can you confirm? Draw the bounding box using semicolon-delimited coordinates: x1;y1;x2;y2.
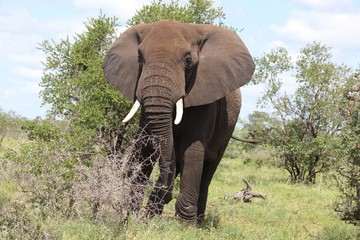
231;135;262;144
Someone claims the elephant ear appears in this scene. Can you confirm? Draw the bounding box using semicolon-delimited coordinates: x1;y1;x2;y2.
103;24;149;101
184;25;255;107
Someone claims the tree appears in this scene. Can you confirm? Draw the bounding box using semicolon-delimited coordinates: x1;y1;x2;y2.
251;42;356;183
335;71;360;225
127;0;227;27
38;13;132;152
241;111;273;141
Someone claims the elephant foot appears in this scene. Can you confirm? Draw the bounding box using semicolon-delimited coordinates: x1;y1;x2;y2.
174;212;197;226
174;192;199;223
145;186;170;217
175;203;197;223
196;214;205;226
145;199;164;218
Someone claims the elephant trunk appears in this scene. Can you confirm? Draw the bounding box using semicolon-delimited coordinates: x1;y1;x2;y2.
142;95;176;216
139;67;182;215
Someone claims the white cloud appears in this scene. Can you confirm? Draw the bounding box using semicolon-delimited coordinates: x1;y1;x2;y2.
14;66;43;79
72;0;223;23
272;10;360;50
8;53;43;67
294;0;353;10
0;5;81;61
1;89;17;99
73;0;149;22
0;32;41;57
21;81;42;94
0;6;37;34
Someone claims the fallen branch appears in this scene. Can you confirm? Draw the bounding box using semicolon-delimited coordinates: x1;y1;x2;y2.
225;179;267;202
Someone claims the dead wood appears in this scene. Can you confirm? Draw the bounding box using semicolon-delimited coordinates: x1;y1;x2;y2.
225;179;267;202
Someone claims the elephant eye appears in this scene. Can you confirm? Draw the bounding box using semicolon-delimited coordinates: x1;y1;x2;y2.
184;53;192;68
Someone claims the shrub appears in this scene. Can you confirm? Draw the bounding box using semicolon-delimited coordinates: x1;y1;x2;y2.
0;126;162;237
334;74;360;226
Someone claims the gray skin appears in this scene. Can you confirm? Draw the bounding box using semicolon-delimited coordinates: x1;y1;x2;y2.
103;20;255;223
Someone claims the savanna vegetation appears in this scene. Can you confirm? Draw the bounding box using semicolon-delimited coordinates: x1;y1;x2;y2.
0;0;359;239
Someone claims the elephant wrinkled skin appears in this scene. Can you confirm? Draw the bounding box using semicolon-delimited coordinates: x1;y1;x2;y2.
103;20;255;223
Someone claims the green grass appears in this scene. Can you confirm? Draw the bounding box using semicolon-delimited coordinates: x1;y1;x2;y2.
0;174;18;210
0;135;27;157
0;136;25;209
58;159;359;239
1;154;359;239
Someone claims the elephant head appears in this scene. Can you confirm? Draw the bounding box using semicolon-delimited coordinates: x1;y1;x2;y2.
103;20;254;214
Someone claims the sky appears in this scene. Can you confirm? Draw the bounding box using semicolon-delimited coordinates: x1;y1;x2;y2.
1;0;360;120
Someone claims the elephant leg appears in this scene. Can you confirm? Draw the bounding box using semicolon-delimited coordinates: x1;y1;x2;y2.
196;159;220;224
175;140;205;222
197;144;228;224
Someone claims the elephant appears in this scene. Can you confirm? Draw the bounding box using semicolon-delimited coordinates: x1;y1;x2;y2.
103;20;255;223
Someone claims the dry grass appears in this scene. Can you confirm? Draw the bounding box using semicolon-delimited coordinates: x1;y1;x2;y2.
0;136;359;239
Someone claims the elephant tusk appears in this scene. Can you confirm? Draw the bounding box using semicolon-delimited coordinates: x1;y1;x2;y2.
122;100;141;123
174;98;183;125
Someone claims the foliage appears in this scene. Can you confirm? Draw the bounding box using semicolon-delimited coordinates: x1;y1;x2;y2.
38;13;132;154
0;107;25;148
239;111;276;151
241;145;280;168
0;198;50;239
335;71;360;225
127;0;229;28
249;42;356;184
21;119;61;142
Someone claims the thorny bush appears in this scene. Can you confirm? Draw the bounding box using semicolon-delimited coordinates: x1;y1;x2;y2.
0;127;164;238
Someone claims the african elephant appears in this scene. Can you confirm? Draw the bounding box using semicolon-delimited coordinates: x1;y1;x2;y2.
103;20;255;223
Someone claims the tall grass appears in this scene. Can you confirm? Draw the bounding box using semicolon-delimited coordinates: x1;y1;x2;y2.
1;137;359;239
